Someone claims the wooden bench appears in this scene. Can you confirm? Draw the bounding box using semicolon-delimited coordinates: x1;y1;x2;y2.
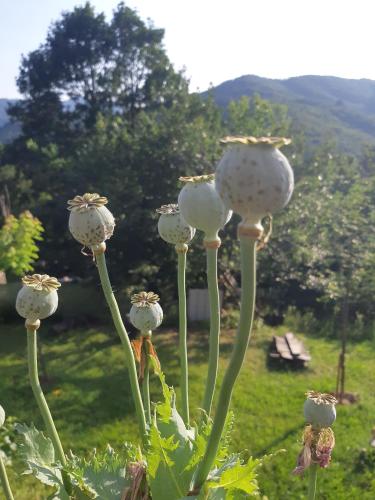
269;332;311;367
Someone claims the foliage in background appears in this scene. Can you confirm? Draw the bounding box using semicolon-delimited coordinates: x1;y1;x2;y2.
1;1;375;336
0;211;43;276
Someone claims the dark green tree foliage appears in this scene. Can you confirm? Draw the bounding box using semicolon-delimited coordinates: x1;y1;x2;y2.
8;2;185;141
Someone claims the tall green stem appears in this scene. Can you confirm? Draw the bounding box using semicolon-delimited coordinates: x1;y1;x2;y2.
27;327;72;494
0;455;14;500
193;236;256;489
95;251;147;440
142;340;151;425
202;246;220;416
177;249;189;425
308;463;318;500
27;329;66;465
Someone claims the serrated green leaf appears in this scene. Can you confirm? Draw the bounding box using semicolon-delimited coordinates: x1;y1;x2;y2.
81;467;130;500
147;426;179;478
15;423;65;489
66;444;139;499
147;366;201;499
15;423;55;466
147;425;184;500
207;458;260;497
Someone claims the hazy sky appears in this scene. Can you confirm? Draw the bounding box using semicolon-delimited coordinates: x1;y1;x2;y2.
1;0;375;98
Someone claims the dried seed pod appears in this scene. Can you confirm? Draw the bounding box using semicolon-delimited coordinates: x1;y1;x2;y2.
216;137;294;226
156;204;196;246
303;391;337;428
67;193;115;247
129;291;163;332
178;174;232;242
0;404;5;427
16;274;60;322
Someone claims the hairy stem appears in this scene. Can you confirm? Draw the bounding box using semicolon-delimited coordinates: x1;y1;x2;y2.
177;250;189;425
27;328;71;493
0;455;14;500
193;236;256;489
308;463;318;500
95;252;147;440
202;246;220;416
142;340;151;425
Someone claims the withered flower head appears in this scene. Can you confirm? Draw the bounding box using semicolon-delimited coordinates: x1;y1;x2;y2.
156;204;179;215
131;291;160;308
67;193;108;212
22;274;61;292
219;136;291;148
179;174;215;184
306;391;338;406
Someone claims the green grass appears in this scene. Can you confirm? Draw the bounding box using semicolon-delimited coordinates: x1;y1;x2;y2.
1;320;375;499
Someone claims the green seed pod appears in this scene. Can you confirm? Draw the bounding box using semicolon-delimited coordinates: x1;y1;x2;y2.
0;404;5;427
216;137;294;226
157;204;196;246
178;174;232;242
16;274;60;322
303;390;337;428
129;291;163;332
67;193;115;247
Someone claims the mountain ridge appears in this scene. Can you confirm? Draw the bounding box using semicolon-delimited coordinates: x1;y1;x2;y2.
206;74;375;152
2;75;375;152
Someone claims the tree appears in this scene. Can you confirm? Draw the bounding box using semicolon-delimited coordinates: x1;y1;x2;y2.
8;2;186;143
0;211;43;278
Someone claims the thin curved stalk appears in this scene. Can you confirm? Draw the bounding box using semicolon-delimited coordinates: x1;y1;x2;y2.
177;250;189;425
95;252;147;440
202;246;220;416
142;341;151;425
27;328;72;494
193;236;256;489
0;455;14;500
308;463;318;500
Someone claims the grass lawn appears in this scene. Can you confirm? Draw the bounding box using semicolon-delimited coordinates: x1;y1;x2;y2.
1;319;375;499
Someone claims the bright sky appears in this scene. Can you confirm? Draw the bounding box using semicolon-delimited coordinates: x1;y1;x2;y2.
1;0;375;98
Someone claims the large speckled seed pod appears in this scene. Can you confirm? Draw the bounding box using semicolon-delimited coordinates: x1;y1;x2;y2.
216;137;294;226
67;193;115;247
0;404;5;427
16;274;60;322
303;391;337;428
178;174;232;241
129;291;163;332
157;204;196;246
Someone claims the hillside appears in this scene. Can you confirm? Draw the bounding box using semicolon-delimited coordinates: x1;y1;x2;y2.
2;75;375;152
207;75;375;153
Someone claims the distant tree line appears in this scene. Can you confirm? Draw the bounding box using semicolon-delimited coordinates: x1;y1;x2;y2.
1;2;374;337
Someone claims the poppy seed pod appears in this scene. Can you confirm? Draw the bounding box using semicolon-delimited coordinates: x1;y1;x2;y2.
67;193;115;248
129;291;163;332
178;174;232;242
303;391;337;428
156;204;196;247
16;274;60;322
216;137;294;227
0;404;5;427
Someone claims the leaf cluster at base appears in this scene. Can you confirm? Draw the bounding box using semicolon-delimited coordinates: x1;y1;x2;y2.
13;368;282;499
